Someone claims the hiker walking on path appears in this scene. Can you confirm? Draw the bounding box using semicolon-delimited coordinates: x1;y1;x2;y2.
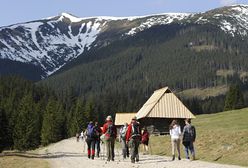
141;127;149;154
119;122;129;159
182;118;196;160
76;133;80;142
85;121;97;160
169;120;181;161
94;121;102;158
102;115;117;161
126;116;141;163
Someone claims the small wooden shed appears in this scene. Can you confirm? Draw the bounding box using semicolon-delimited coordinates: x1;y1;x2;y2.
115;112;136;127
136;87;195;134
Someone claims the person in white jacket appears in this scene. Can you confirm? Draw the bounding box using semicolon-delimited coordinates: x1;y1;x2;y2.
169;120;181;161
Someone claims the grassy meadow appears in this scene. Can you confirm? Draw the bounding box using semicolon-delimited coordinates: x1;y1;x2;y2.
147;108;248;167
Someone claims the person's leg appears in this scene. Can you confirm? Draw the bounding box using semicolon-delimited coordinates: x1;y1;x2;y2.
91;140;96;159
176;139;181;160
121;139;126;158
106;140;111;161
134;139;140;162
96;140;100;157
189;141;195;160
86;139;91;159
126;143;129;157
183;142;190;159
145;140;149;153
129;139;135;163
110;138;115;161
171;139;176;160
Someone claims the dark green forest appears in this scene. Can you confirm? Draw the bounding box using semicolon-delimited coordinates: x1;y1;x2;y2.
0;76;98;152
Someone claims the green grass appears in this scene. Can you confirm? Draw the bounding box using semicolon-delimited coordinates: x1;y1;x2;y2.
148;108;248;167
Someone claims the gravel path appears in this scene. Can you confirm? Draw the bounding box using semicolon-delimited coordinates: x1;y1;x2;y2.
38;138;246;168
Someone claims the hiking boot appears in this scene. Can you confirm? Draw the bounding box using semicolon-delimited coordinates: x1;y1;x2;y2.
91;155;94;160
131;159;135;163
172;155;175;161
178;156;181;160
88;155;90;159
136;159;139;162
97;152;100;158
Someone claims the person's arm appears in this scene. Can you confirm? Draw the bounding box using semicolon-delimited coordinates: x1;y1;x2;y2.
192;126;196;142
178;125;182;135
169;129;172;136
126;124;131;142
102;123;107;134
114;125;117;139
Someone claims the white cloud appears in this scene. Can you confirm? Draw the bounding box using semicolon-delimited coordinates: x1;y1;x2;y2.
220;0;237;6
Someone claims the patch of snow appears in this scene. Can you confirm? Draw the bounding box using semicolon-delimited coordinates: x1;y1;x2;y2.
126;13;190;35
60;13;83;22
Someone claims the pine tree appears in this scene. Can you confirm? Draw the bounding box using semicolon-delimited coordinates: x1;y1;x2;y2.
41;99;64;146
73;98;85;133
13;93;40;150
224;84;244;111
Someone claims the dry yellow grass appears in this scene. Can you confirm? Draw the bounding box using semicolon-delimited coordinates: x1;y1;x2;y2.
177;85;228;99
0;156;49;168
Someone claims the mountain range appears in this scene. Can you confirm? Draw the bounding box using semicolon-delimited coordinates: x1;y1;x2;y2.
1;4;248;81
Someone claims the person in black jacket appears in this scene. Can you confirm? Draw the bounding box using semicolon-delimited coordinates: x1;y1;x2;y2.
182;118;196;160
94;121;102;158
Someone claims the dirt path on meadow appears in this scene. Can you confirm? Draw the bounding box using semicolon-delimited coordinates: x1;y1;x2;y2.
37;138;246;168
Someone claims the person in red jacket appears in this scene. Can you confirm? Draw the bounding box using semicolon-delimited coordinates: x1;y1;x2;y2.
126;116;141;163
102;115;117;161
141;127;149;154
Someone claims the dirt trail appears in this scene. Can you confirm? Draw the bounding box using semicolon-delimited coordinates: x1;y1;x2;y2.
38;138;246;168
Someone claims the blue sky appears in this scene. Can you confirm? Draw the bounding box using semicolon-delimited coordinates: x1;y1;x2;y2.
0;0;248;26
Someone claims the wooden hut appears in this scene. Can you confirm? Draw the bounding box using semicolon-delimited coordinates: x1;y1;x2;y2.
115;112;136;127
136;87;195;134
114;112;136;137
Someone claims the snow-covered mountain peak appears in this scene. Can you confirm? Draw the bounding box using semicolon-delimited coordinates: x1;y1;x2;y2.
59;12;83;22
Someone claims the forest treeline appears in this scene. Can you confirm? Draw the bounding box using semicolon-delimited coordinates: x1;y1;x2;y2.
0;75;245;152
0;76;98;152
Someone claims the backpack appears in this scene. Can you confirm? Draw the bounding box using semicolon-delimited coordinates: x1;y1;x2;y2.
87;125;96;138
131;122;140;138
120;126;127;139
106;123;115;138
183;125;196;142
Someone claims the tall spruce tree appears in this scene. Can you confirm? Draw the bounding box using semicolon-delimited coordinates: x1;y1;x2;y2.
13;93;40;150
41;99;64;146
224;84;244;111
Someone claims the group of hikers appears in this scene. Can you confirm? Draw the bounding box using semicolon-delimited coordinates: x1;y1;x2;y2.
77;116;196;163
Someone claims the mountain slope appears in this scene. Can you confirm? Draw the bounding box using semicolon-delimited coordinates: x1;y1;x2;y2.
0;12;190;79
1;4;248;80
